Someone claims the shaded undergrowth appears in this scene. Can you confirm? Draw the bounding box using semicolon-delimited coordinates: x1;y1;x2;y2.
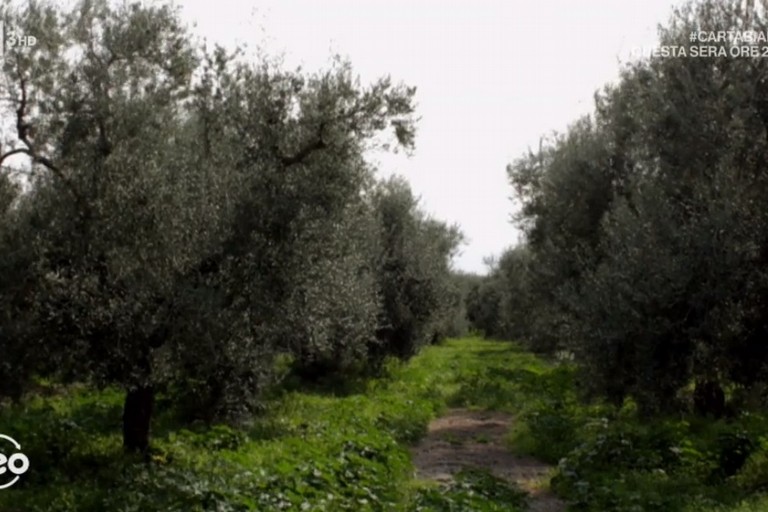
450;346;768;511
0;338;530;511
2;337;765;511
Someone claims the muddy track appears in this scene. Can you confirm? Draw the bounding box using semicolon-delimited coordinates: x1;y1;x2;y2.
410;409;567;512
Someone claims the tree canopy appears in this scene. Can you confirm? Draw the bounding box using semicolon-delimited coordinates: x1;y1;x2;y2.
0;0;462;451
472;0;768;417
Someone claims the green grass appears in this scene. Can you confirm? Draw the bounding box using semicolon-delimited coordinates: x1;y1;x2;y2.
0;338;533;511
1;337;766;511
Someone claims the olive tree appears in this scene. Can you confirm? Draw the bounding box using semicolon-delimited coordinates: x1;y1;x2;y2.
0;0;420;450
504;0;768;415
369;177;463;362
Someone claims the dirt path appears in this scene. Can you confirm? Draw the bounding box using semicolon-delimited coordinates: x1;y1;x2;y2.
410;409;567;512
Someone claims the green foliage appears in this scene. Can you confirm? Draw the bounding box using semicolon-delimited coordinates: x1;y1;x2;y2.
506;370;768;511
694;496;768;512
410;468;527;511
0;338;537;512
510;372;585;464
467;0;768;421
369;177;464;363
5;338;768;511
732;436;768;493
0;0;461;451
441;272;482;338
466;279;504;339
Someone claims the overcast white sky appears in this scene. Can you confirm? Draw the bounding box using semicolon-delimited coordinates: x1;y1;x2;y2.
175;0;683;274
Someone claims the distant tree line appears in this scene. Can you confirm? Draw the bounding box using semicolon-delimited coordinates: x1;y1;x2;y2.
468;0;768;418
0;1;463;452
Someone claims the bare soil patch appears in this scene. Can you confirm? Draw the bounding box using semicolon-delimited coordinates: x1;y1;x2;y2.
410;409;566;512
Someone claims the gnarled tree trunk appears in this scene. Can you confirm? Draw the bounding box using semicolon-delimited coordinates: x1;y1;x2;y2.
693;380;725;418
123;385;154;453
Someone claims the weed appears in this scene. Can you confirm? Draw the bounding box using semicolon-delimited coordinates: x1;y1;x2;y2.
3;337;765;511
410;468;528;511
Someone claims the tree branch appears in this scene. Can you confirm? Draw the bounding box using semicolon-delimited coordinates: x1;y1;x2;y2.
278;121;328;167
2;71;90;218
0;147;29;165
279;136;327;167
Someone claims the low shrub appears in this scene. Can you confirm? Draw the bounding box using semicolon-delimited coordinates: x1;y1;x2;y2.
410;468;528;511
